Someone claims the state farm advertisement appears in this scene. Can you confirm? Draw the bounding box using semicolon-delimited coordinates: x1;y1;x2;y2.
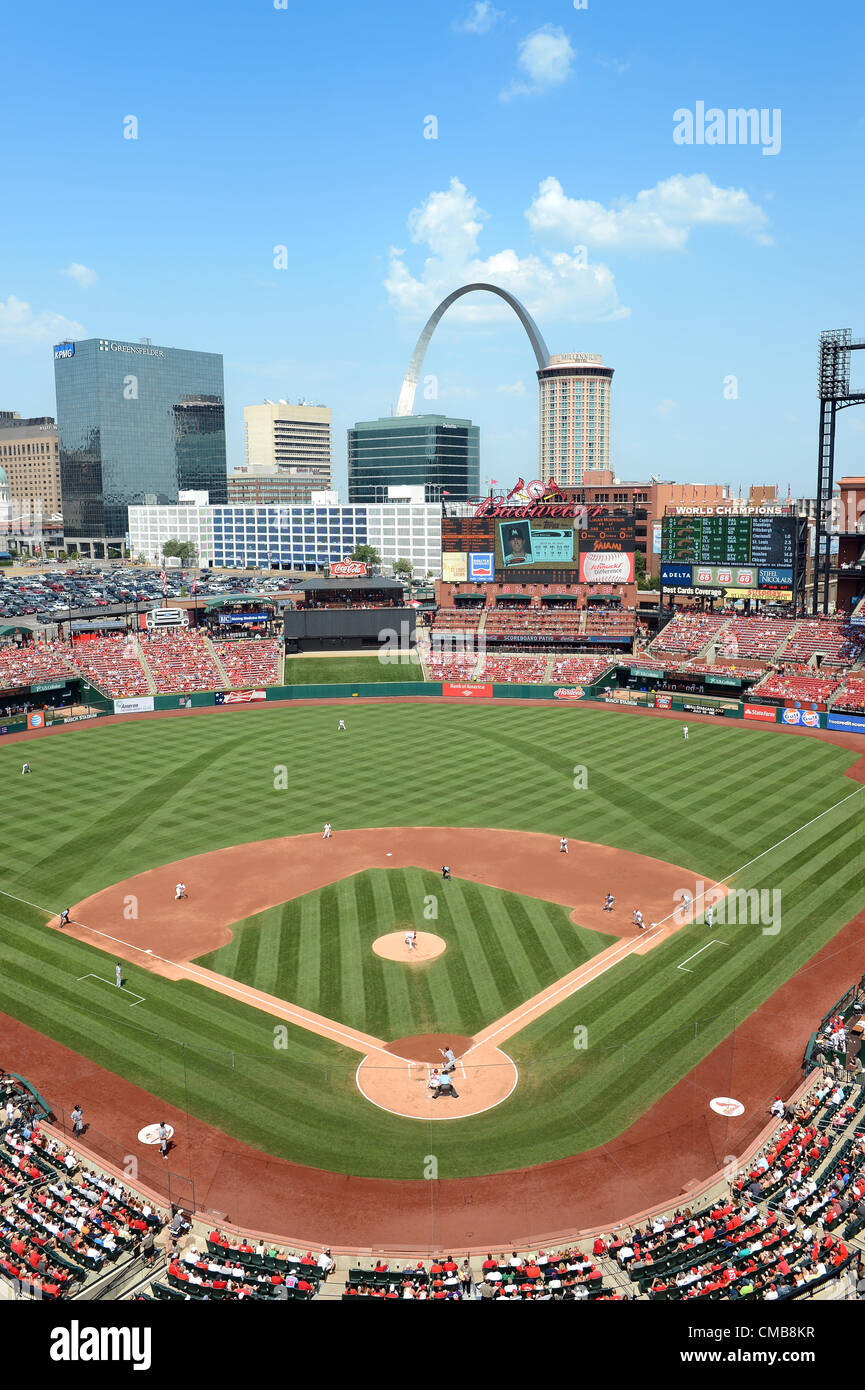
442;682;493;698
579;551;635;583
744;704;777;722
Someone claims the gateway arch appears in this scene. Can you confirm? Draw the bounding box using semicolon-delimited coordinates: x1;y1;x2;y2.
395;282;550;416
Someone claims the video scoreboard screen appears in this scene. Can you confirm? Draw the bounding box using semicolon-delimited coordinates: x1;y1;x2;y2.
662;515;794;567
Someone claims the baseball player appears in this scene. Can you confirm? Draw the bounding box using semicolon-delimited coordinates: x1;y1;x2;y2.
679;890;693;922
633;909;645;931
174;882;187;900
323;822;332;839
441;865;450;881
58;908;71;929
559;837;568;854
603;893;615;913
21;762;31;776
683;725;689;741
115;962;123;988
706;903;715;931
337;719;346;732
404;930;416;952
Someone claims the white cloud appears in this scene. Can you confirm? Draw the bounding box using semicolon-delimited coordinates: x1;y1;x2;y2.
654;398;677;416
452;2;503;35
0;295;85;345
497;380;526;395
59;262;98;289
385;178;628;325
500;24;575;101
526;173;772;251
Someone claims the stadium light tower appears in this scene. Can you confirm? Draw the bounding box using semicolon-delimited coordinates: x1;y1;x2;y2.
814;329;865;613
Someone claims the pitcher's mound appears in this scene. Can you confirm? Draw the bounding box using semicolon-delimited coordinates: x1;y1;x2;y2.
372;931;446;963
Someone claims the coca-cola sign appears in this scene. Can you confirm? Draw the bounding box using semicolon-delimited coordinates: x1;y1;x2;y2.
330;560;369;578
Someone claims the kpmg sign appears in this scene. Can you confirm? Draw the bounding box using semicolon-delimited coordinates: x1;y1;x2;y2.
53;343;75;359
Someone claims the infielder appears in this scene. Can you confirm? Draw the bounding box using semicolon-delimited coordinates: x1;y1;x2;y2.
323;822;332;839
560;837;568;854
633;909;645;931
603;893;615;913
175;882;187;900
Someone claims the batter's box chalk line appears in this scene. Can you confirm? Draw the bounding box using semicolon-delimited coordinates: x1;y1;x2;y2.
76;973;145;1006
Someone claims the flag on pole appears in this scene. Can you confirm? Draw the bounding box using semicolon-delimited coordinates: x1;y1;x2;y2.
160;569;167;595
442;490;451;497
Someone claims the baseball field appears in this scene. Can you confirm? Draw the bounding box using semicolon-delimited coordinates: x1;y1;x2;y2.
0;700;863;1237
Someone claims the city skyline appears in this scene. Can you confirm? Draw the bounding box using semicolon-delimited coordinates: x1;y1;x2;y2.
2;0;864;501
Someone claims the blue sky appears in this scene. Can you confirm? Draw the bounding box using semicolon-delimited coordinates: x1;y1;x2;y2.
2;0;864;497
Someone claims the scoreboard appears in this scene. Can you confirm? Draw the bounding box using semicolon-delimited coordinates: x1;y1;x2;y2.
662;516;794;567
582;515;636;551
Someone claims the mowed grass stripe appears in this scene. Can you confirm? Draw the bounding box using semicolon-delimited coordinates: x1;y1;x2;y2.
0;704;862;1177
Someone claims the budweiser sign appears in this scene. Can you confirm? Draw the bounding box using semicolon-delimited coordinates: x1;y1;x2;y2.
330;560;369;578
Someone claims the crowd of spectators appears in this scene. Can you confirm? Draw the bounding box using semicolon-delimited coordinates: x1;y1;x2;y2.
778;619;857;666
0;641;75;690
137;631;224;694
69;635;151;698
550;656;614;683
755;670;841;703
719;617;797;660
651;613;728;655
833;673;865;713
212;639;282;688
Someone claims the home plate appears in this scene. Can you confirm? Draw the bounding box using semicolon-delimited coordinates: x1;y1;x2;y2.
386;853;392;857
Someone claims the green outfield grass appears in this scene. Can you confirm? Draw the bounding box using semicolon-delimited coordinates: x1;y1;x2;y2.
283;654;423;684
196;867;610;1038
0;702;862;1178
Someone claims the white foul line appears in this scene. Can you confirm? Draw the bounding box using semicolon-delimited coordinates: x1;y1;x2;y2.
76;973;145;1006
676;941;728;974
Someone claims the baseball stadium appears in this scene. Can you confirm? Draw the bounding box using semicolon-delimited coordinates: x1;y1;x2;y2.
0;476;864;1306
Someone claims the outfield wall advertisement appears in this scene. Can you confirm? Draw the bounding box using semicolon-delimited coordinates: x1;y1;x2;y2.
113;696;155;714
828;712;865;733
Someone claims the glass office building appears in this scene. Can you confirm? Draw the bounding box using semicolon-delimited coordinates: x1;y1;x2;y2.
347;414;479;504
53;337;227;552
128;502;444;576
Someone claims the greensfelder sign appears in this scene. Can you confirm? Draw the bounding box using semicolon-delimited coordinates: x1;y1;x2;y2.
31;680;68;692
630;667;665;679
